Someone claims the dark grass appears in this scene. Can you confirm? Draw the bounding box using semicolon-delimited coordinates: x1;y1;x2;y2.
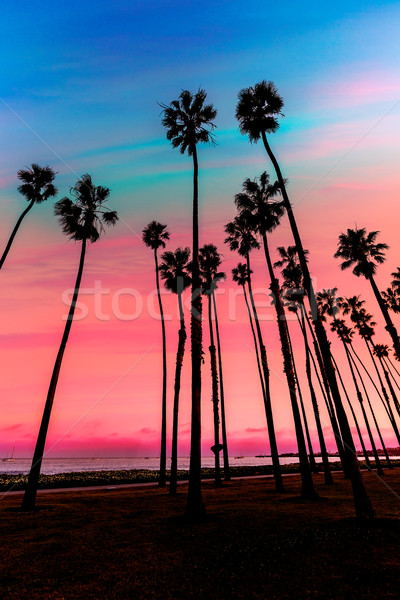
1;470;400;598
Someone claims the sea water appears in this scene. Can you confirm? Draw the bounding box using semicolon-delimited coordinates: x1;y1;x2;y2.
0;455;344;476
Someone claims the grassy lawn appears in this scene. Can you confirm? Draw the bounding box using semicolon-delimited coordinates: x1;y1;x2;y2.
1;470;400;599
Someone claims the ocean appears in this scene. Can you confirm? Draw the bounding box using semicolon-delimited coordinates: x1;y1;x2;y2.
0;455;342;476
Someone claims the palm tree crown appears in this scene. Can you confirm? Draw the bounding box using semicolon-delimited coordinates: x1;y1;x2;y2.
236;80;284;142
224;211;260;257
199;244;225;294
160;89;217;156
17;163;57;204
142;221;170;251
334;227;388;278
160;247;191;295
234;172;284;235
316;288;343;321
232;262;251;287
391;268;400;294
54;174;118;242
274;245;309;291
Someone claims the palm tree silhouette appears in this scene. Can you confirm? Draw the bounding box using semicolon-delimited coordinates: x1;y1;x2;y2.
342;297;400;444
143;221;170;487
225;212;284;491
335;227;400;361
381;286;400;314
231;262;268;413
373;344;400;412
0;164;57;270
276;246;333;484
21;174;118;511
161;89;217;519
235;172;317;499
390;268;400;296
199;244;225;487
159;247;191;495
317;291;372;468
236;80;374;518
331;318;384;475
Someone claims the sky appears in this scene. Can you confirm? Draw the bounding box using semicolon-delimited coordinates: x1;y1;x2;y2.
1;0;400;458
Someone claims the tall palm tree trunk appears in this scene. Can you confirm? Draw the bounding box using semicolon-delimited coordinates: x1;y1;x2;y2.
242;284;267;400
341;342;383;475
212;291;230;481
304;312;347;471
377;351;400;417
170;292;186;495
0;200;35;270
297;308;333;484
261;131;374;517
22;238;87;510
365;341;400;442
368;274;400;359
349;345;393;466
208;295;222;486
286;318;319;474
351;343;394;424
154;249;167;487
187;146;205;518
246;254;284;491
262;232;317;499
331;354;372;469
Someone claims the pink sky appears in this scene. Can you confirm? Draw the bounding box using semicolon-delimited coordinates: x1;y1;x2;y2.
1;155;400;459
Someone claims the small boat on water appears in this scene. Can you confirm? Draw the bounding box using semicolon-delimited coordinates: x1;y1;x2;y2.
2;447;15;462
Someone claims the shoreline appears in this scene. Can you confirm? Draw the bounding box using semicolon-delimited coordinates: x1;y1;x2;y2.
1;458;398;492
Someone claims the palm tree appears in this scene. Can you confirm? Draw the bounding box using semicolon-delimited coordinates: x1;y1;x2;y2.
381;287;400;314
161;89;217;518
236;80;374;518
276;246;333;484
390;268;400;295
211;275;230;481
225;212;284;491
342;297;400;447
231;262;267;406
330;319;384;476
0;164;57;270
316;290;372;469
199;244;225;486
21;174;118;511
373;345;400;415
159;247;191;495
235;172;317;499
142;221;170;486
335;228;400;361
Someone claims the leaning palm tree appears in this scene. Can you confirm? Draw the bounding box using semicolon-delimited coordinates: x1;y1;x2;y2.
316;289;373;468
373;345;400;413
21;174;118;511
231;262;268;407
330;319;384;476
142;221;170;487
159;247;191;495
199;244;225;487
236;80;374;518
342;297;400;446
161;89;217;519
225;211;284;491
276;246;333;484
235;172;317;499
334;228;400;361
0;164;57;270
